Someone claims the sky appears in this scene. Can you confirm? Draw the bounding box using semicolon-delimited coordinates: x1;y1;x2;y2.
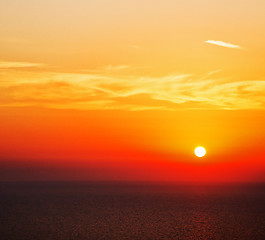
0;0;265;182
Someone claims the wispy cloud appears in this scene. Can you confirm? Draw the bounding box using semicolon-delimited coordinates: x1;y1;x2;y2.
128;44;140;49
0;61;45;68
103;65;130;72
205;40;241;49
82;65;149;74
0;69;264;110
82;65;130;73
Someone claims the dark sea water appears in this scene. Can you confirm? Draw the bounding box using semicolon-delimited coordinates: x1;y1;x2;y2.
0;182;264;240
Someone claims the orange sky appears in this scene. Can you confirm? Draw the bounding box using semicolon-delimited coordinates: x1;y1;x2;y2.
0;0;264;182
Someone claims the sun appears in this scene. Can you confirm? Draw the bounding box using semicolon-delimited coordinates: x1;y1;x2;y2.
194;146;206;157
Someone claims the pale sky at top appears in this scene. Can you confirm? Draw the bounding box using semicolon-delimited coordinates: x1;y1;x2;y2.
1;0;265;74
0;0;265;111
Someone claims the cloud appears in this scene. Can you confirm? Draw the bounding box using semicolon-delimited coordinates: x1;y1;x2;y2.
82;65;149;74
205;40;241;49
0;61;45;68
128;44;140;49
0;69;264;111
103;65;130;71
82;65;130;73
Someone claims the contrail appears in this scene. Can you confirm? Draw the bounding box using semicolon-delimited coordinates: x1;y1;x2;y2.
205;40;241;49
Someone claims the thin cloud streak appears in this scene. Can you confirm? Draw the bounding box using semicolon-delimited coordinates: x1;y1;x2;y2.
103;65;130;72
0;69;264;110
0;61;45;68
205;40;241;49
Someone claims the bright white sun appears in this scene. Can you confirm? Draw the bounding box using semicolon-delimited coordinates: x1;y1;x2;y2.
194;146;206;157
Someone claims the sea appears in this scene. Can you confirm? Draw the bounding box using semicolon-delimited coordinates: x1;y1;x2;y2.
0;181;264;239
